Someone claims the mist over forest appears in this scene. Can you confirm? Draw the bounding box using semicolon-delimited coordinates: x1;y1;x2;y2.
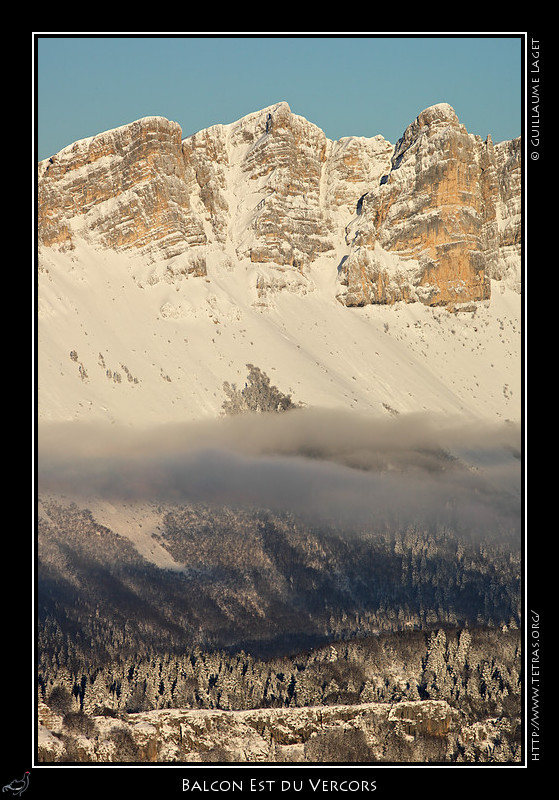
38;408;521;539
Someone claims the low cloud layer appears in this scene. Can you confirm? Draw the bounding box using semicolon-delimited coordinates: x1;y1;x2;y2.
37;409;522;538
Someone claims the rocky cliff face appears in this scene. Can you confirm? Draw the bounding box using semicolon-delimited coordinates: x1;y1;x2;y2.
38;698;460;763
493;137;522;291
38;694;519;763
337;104;519;309
38;117;208;277
38;101;520;308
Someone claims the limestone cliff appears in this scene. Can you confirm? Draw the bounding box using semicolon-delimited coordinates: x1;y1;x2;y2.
38;698;461;763
38;117;208;276
337;104;520;309
37;694;519;763
493;137;522;291
38;102;520;308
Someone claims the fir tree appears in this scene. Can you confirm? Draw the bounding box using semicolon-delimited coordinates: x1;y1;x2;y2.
222;364;299;415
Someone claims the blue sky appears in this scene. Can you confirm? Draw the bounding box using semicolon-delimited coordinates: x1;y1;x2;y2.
35;34;523;161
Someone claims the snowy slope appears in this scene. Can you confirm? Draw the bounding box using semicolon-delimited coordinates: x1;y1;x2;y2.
37;234;521;429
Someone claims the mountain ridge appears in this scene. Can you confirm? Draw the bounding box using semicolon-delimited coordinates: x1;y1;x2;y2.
37;101;521;428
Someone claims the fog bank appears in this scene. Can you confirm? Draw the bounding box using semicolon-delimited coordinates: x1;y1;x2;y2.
37;409;522;536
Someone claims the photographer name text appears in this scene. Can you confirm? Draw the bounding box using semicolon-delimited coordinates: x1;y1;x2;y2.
530;38;541;159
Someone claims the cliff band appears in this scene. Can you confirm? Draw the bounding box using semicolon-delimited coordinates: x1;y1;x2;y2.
38;101;521;309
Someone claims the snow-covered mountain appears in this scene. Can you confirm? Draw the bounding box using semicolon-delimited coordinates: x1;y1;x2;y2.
37;101;521;428
36;103;523;768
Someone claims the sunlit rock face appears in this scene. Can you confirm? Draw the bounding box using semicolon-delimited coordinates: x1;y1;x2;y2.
338;104;520;309
234;101;334;269
38;102;520;308
37;116;208;275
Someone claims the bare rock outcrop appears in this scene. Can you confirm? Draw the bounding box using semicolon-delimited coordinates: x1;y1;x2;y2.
37;102;520;308
37;116;208;276
37;699;459;763
493;137;522;290
236;102;334;270
337;103;519;309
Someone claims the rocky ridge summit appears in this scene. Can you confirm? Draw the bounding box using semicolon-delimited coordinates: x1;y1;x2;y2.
38;116;208;273
37;102;522;426
339;104;521;309
38;101;520;309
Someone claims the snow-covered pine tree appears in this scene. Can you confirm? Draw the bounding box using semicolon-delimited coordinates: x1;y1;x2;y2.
222;364;299;415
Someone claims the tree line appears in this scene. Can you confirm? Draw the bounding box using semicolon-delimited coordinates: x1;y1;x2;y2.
39;624;522;763
38;498;520;674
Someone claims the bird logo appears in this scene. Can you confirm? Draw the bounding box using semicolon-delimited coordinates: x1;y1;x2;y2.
2;773;30;796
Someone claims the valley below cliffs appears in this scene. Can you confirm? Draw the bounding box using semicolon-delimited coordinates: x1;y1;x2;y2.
37;480;521;764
